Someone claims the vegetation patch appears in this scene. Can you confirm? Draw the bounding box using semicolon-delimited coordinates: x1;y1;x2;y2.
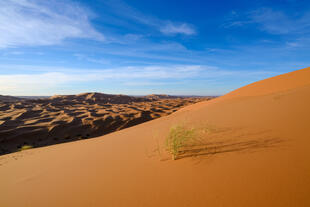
19;145;33;151
164;124;283;161
165;125;198;160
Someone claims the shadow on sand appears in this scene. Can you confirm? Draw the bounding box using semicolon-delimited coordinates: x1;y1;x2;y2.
175;137;283;160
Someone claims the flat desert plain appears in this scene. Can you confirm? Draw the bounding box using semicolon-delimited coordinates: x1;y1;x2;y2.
0;67;310;207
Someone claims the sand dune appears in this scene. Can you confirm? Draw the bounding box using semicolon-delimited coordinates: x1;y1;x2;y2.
0;95;23;102
48;92;151;104
0;92;208;155
0;68;310;207
145;94;208;100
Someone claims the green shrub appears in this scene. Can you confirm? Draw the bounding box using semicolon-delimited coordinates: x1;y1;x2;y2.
165;125;196;160
19;145;33;151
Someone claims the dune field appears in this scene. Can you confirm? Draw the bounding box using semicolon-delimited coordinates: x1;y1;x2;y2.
0;93;209;155
0;67;310;207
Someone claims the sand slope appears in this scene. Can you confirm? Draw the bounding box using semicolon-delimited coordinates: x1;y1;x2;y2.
0;67;310;207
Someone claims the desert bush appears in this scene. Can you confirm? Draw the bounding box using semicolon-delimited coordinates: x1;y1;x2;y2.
19;145;33;151
165;125;197;160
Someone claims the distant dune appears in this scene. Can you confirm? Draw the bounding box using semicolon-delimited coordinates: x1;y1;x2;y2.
17;96;50;99
48;92;151;104
0;95;23;102
0;92;209;155
146;94;211;100
0;68;310;207
146;94;186;99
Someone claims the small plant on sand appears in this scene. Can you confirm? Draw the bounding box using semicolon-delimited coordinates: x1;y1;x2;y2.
19;145;33;151
165;125;197;160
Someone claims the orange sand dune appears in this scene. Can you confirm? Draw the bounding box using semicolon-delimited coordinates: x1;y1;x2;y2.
1;67;310;207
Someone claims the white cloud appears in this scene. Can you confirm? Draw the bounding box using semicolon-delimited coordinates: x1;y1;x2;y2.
0;66;202;95
0;72;70;95
102;0;196;36
225;8;310;35
249;8;296;34
0;65;277;95
160;22;196;35
250;8;310;36
286;42;300;47
0;0;104;48
73;54;111;65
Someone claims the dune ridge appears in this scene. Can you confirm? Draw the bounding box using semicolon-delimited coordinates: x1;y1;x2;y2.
0;95;23;102
48;92;151;104
0;67;310;207
0;92;210;155
224;67;310;98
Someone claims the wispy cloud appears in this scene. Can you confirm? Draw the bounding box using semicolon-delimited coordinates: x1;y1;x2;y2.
0;65;203;95
102;0;196;36
0;64;277;95
249;8;310;35
225;8;310;35
160;22;196;35
73;54;111;65
0;0;104;48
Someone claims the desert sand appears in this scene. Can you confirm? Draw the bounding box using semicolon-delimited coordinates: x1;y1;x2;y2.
0;93;208;155
0;67;310;207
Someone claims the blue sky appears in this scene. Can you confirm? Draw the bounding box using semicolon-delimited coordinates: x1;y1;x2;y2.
0;0;310;96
